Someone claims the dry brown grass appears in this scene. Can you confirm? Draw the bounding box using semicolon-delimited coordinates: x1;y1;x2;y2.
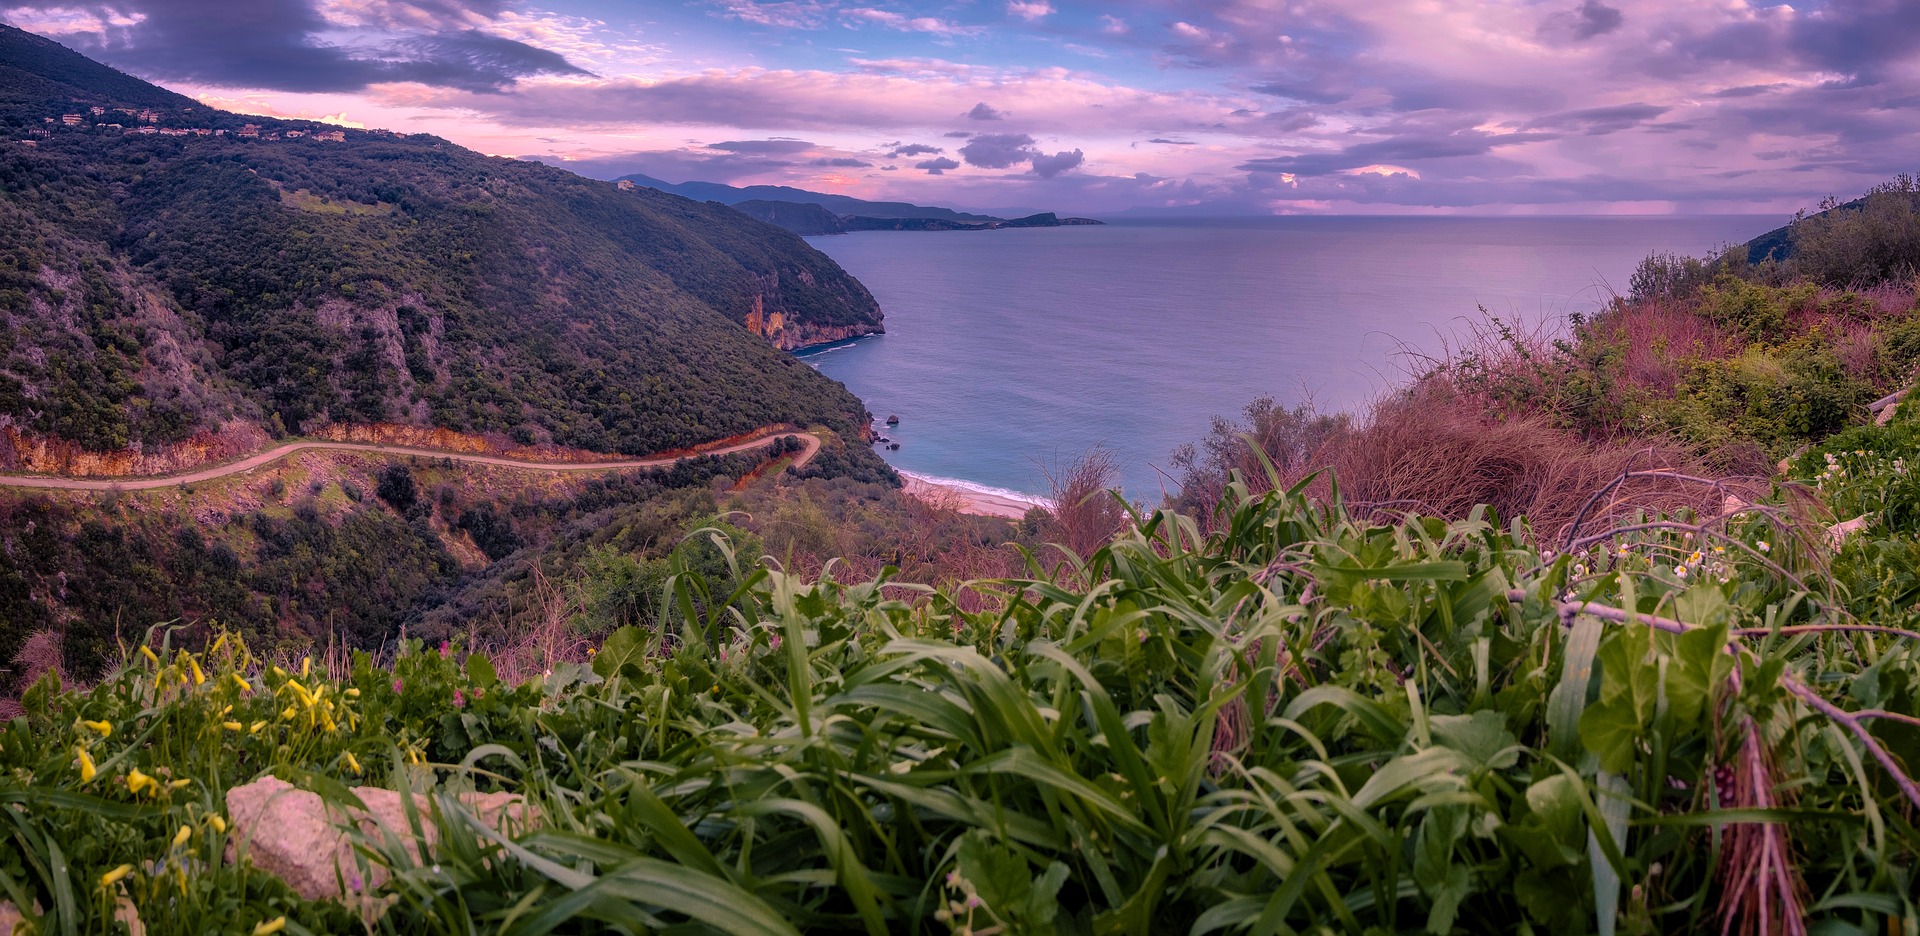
1044;448;1132;561
1592;300;1742;395
1277;383;1726;540
0;629;70;718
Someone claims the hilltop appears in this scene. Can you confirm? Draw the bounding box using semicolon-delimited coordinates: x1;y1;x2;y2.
0;24;888;465
617;173;998;223
620;174;1103;236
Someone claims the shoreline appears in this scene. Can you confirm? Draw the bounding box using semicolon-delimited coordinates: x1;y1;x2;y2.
898;470;1050;520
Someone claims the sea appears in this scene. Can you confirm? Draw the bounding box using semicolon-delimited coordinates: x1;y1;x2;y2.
798;216;1770;503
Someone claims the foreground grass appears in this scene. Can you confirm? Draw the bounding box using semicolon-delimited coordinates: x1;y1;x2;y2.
2;464;1917;934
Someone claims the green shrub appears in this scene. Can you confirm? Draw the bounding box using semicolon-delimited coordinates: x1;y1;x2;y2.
2;477;1914;935
1695;276;1817;341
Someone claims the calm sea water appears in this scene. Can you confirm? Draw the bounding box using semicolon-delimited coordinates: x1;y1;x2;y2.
800;216;1769;501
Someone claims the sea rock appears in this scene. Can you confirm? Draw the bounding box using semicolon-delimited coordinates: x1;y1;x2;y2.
224;776;534;903
0;901;23;936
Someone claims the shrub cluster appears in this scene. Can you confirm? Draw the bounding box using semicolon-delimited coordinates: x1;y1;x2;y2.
1;470;1913;933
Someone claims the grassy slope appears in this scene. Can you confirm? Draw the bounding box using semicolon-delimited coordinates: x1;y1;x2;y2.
0;24;886;457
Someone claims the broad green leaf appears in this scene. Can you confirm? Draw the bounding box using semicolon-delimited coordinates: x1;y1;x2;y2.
1666;622;1734;728
1579;625;1659;773
1524;774;1584;849
1429;710;1521;771
466;651;498;690
592;626;648;679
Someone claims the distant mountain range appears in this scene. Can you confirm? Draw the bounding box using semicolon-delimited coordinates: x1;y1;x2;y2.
618;174;1103;236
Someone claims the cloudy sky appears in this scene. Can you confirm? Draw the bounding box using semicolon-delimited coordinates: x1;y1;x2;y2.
4;0;1918;215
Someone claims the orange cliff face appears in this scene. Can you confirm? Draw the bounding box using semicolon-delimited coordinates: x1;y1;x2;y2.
0;421;269;477
741;278;883;352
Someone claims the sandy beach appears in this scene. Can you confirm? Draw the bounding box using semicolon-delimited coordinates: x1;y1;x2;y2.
900;471;1050;520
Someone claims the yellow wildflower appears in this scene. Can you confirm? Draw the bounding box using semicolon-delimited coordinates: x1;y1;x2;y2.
249;720;268;734
210;633;228;655
189;657;207;686
80;719;112;738
167;778;192;791
301;656;311;678
126;768;157;797
343;687;360;698
343;752;362;775
223;721;244;732
139;646;159;666
231;674;252;693
207;814;227;834
99;864;133;887
76;747;96;783
281;706;297;721
270;665;285;678
172;825;191;848
253;917;287;935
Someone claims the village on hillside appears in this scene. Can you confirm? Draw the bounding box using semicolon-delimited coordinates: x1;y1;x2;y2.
14;104;396;146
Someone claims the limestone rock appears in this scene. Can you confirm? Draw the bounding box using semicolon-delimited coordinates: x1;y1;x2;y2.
114;898;143;936
1826;514;1873;550
224;776;533;903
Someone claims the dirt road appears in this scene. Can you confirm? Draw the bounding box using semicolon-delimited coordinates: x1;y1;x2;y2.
0;429;820;492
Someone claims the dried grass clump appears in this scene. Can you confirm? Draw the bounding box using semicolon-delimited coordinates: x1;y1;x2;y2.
0;629;69;718
1290;384;1723;538
13;629;67;689
1045;448;1131;560
1592;300;1742;394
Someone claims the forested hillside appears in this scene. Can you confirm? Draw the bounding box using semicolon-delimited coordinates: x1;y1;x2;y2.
0;24;886;460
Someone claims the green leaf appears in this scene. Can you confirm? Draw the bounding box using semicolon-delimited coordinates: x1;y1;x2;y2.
1547;613;1604;764
1524;774;1585;850
1666;621;1733;728
1413;806;1472;934
592;625;648;679
1309;560;1469;589
1430;710;1521;771
1579;626;1659;773
466;651;498;690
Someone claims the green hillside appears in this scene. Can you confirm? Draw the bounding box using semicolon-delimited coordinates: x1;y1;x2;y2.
0;24;886;458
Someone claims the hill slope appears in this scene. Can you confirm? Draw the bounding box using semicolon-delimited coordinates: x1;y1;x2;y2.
0;24;886;462
619;173;1000;222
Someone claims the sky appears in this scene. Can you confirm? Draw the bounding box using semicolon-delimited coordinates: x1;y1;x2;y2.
3;0;1918;216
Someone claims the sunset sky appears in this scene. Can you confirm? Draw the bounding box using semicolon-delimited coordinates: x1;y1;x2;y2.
4;0;1917;216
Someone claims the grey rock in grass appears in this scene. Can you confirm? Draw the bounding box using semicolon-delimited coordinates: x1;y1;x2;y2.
223;776;533;905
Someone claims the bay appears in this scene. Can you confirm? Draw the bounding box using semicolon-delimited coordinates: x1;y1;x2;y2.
802;216;1769;500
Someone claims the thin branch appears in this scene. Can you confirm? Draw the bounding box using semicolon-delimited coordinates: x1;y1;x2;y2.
1856;710;1920;730
1781;679;1920;813
1503;587;1920;813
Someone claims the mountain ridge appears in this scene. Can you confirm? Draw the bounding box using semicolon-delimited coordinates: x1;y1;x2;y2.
618;172;998;222
0;24;890;468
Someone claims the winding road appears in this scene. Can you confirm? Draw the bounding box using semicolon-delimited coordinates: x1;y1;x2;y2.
0;429;820;492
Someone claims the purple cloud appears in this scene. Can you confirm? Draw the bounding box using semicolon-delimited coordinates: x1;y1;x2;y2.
960;132;1036;168
9;0;588;93
1030;148;1084;178
709;139;816;153
916;156;961;174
